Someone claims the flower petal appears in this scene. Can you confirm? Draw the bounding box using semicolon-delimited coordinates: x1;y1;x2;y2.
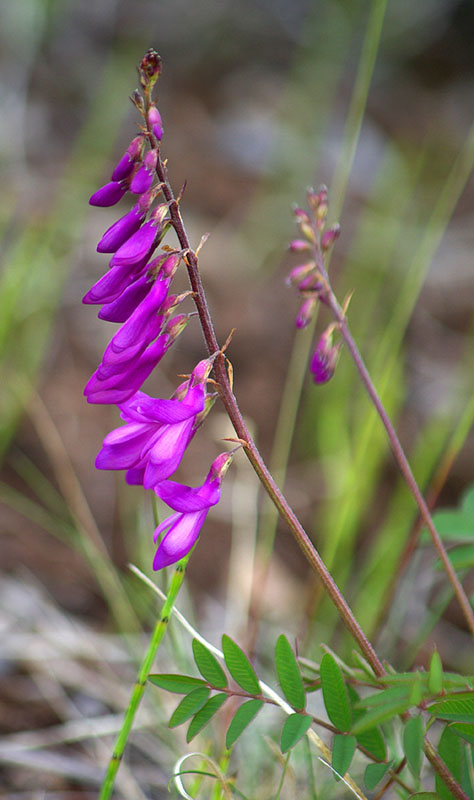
153;510;208;569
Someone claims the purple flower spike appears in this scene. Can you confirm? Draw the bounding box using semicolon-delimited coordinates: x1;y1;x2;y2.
111;136;143;181
130;150;157;194
152;450;234;569
89;181;127;207
97;204;146;254
310;326;341;384
148;106;163;141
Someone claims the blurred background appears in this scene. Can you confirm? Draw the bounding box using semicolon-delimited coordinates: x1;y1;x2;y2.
1;0;473;797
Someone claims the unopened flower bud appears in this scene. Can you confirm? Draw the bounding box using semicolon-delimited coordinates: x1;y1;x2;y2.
289;239;311;253
321;223;340;251
286;261;316;287
310;326;341;384
210;450;235;481
164;313;189;343
296;296;317;329
148;106;164;141
130;149;158;194
139;49;162;92
111;136;143;182
307;185;328;211
89;180;127;207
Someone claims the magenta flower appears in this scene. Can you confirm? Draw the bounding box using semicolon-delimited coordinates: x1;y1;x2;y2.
97;204;146;254
95;361;212;484
84;314;188;404
130;150;157;194
89;181;128;207
152;451;234;569
110;205;169;267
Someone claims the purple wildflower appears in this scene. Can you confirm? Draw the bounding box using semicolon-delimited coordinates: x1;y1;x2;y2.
84;314;188;404
89;181;127;207
97;204;146;254
95;359;213;485
152;450;234;569
110;204;169;267
130;150;158;194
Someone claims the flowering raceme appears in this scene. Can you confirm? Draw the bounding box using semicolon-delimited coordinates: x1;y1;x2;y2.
83;50;233;570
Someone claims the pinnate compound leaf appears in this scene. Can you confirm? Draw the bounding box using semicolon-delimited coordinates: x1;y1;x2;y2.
280;713;312;753
429;651;443;695
222;634;260;695
450;722;474;745
403;716;424;776
148;674;206;694
169;687;210;728
320;653;351;732
192;639;227;688
275;635;305;710
225;699;263;748
364;761;393;791
186;693;228;742
332;734;356;779
428;693;474;723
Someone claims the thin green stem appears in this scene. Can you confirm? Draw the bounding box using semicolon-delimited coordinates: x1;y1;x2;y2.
275;753;291;800
99;555;189;800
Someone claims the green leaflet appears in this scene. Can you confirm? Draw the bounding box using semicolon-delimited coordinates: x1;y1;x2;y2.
428;651;443;695
148;674;206;694
192;639;228;688
186;693;228;742
428;693;474;723
450;722;474;746
169;687;210;728
320;653;352;732
332;734;356;780
226;699;264;748
280;713;312;753
403;716;424;776
275;635;306;710
435;724;473;800
222;635;260;695
364;760;393;791
351;701;413;735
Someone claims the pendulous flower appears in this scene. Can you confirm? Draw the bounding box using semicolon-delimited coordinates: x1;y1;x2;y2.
152;450;234;569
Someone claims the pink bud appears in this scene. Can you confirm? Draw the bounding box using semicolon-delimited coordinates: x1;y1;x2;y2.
148;106;164;141
310;327;341;384
321;224;340;251
296;296;317;329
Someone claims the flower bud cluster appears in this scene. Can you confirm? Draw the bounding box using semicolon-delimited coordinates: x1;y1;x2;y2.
286;186;342;384
84;54;233;568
